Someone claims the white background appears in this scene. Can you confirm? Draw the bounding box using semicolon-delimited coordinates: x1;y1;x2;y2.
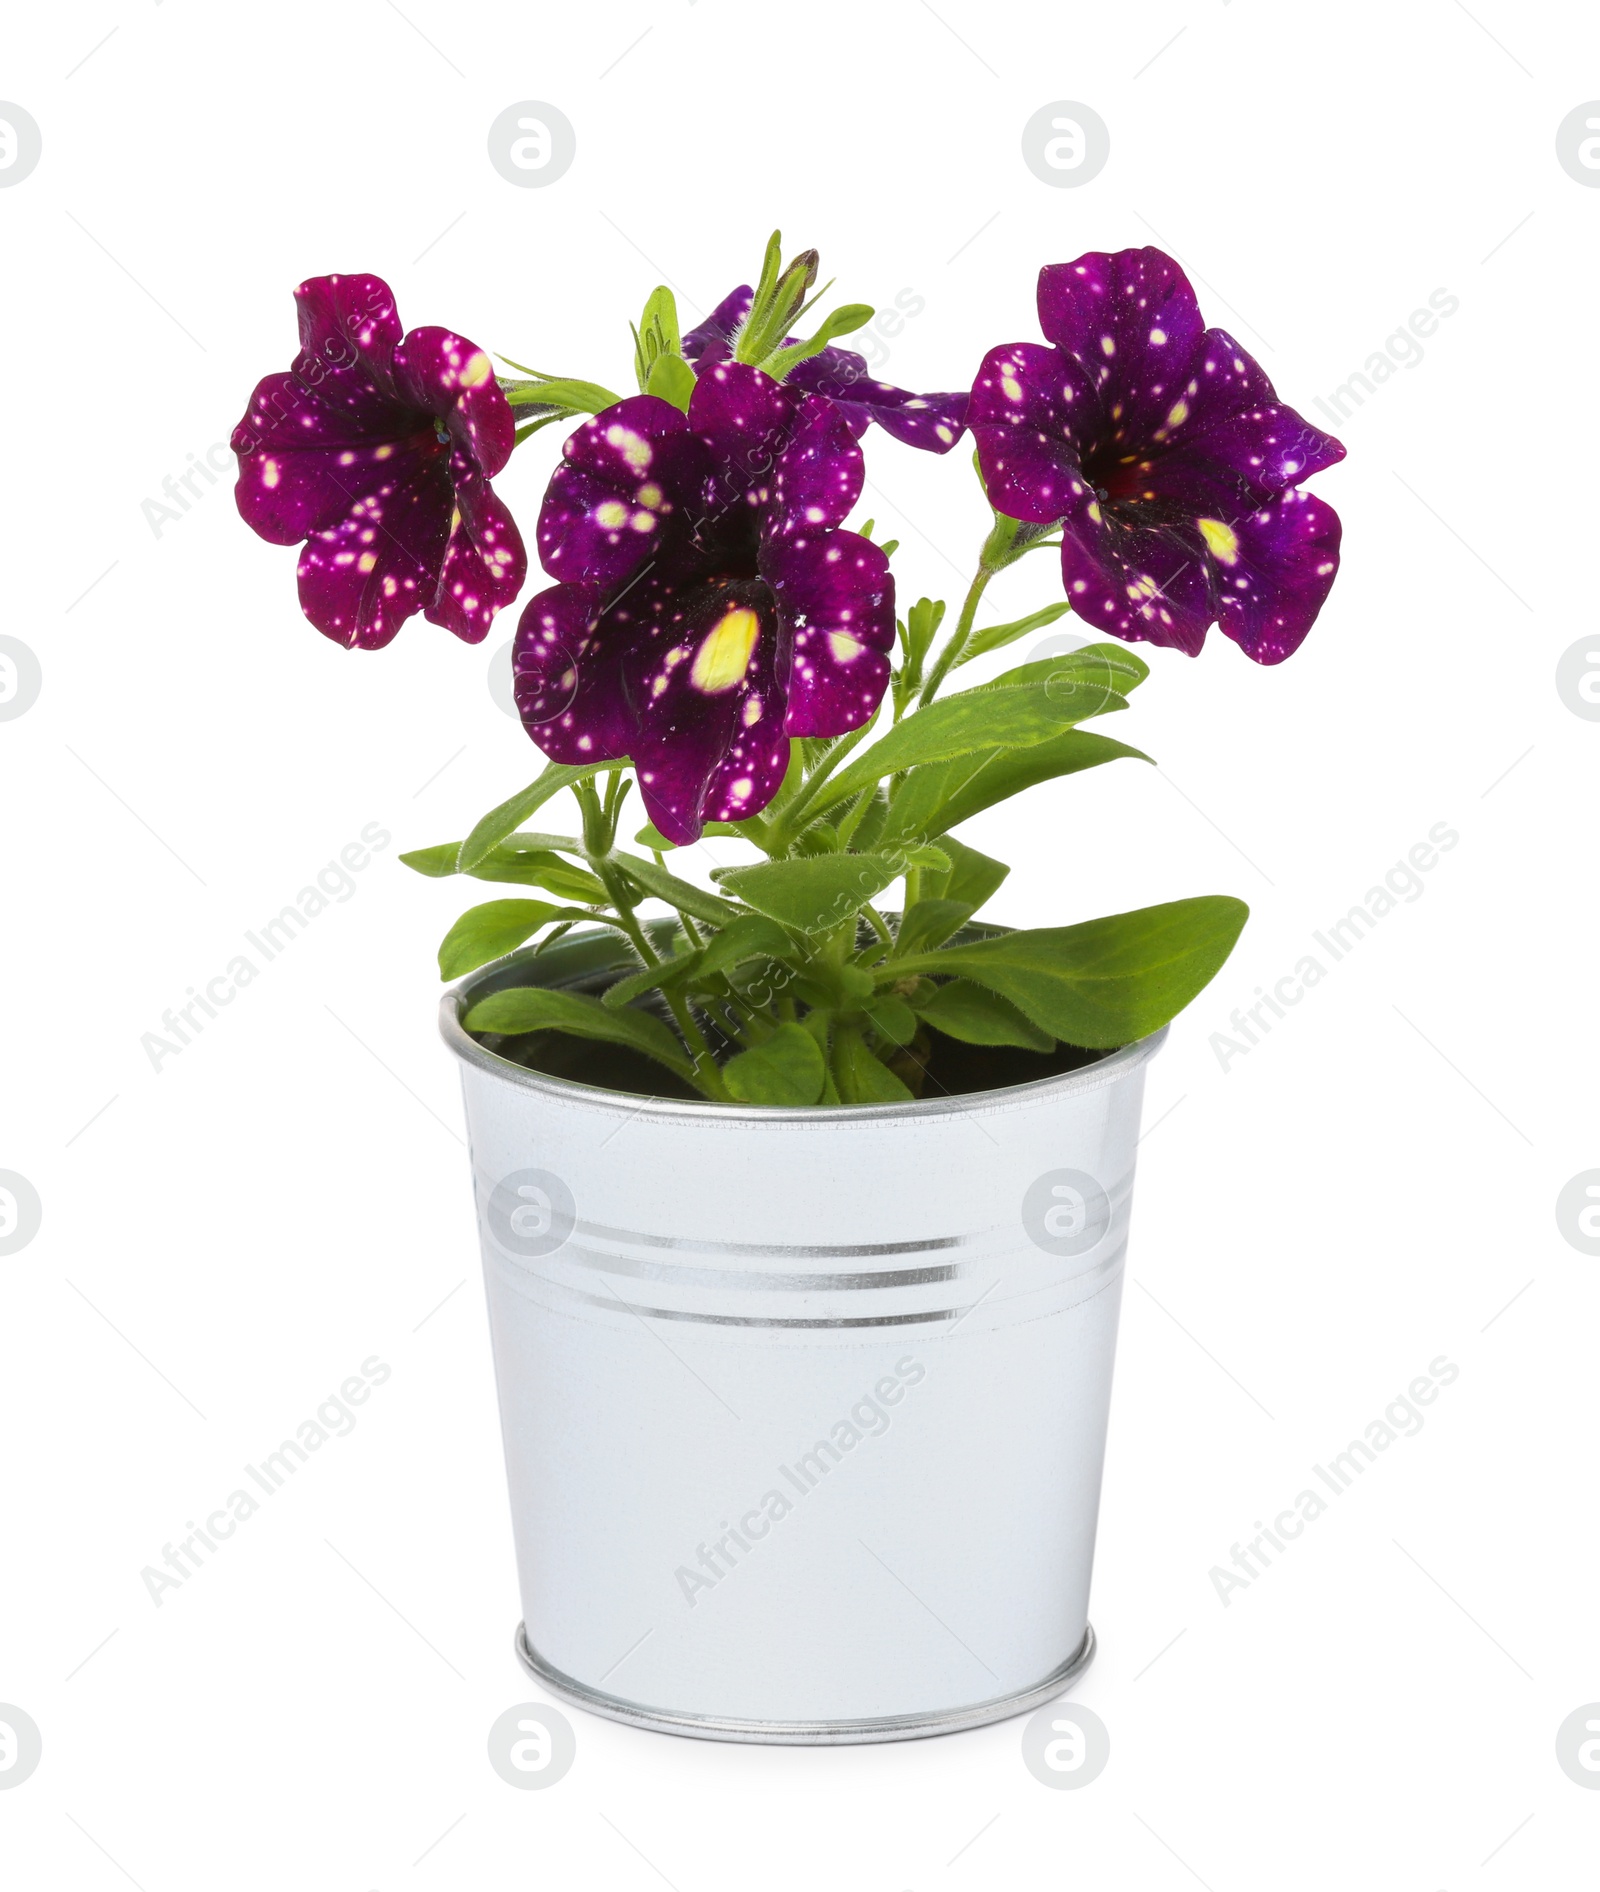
3;1;1597;1885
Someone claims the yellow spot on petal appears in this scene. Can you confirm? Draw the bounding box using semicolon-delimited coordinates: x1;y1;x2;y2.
630;510;655;532
1001;374;1023;402
689;607;760;694
1100;336;1116;356
357;551;378;573
375;443;394;460
594;499;629;529
636;482;664;509
1165;399;1189;430
827;631;864;663
1086;500;1103;523
742;696;763;725
605;425;652;472
261;459;280;489
459;350;492;389
1197;517;1240;565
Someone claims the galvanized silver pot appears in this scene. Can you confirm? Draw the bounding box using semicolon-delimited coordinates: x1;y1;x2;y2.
442;931;1165;1744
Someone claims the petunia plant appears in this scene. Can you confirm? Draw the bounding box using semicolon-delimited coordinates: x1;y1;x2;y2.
234;236;1344;1107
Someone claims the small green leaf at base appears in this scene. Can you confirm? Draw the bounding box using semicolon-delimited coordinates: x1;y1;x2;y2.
833;1027;914;1104
438;900;562;980
461;987;693;1078
714;853;904;932
914;979;1053;1050
723;1023;827;1107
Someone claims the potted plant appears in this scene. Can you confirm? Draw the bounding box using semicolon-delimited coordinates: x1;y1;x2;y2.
231;239;1343;1743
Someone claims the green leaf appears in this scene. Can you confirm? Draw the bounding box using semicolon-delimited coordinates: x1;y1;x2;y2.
847;790;890;853
903;597;946;671
611;852;743;926
646;351;696;412
765;303;875;380
713;853;905;933
900;726;1149;840
924;837;1010;914
892;899;975;957
806;671;1133;820
459;764;611;872
723;1023;827;1106
402;835;608;900
633;818;748;851
891;897;1249;1048
498;375;622;413
914;979;1053;1050
640;284;682;355
461;986;694;1077
600;947;700;1010
696;914;793;980
865;994;918;1046
953;601;1074;668
971;643;1149;699
832;1026;914;1104
437;900;569;980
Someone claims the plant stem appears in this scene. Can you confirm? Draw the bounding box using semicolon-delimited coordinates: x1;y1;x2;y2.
863;903;894;948
769;711;880;850
918;562;995;706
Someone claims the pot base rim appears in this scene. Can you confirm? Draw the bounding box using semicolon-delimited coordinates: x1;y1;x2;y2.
512;1620;1096;1746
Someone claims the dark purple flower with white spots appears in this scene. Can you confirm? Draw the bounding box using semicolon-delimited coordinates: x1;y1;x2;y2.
683;287;968;455
968;247;1345;663
231;273;526;650
513;361;894;843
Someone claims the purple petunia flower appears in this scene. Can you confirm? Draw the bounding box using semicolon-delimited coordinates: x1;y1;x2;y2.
232;273;526;650
968;247;1344;663
512;361;894;843
683;287;968;456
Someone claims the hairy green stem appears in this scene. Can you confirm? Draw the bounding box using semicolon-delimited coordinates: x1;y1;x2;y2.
918;562;995;706
769;714;880;850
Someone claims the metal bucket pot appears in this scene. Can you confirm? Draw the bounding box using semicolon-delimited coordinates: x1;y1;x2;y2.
442;931;1165;1745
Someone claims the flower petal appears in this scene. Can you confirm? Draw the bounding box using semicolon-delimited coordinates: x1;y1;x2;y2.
1212;489;1342;664
536;396;697;588
514;582;633;759
768;393;864;537
763;531;894;735
424;468;528;644
630;580;791;843
391;325;515;476
296;458;453;650
968;342;1102;524
789;350;968;454
1037;248;1205;444
290;273;404;427
1057;505;1216;656
688;360;802;492
232;417;437;545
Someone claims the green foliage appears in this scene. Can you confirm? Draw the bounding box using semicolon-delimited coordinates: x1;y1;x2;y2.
425;539;1246;1102
461;986;695;1079
723;1024;827;1106
912;979;1053;1050
438;899;568;979
890;898;1250;1049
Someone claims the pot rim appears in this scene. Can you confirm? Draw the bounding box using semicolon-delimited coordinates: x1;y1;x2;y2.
439;929;1168;1125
